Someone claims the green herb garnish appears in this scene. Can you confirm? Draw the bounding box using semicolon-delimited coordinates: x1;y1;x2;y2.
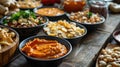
39;20;42;24
21;10;30;18
10;11;21;21
30;12;36;19
3;10;37;24
87;12;92;18
3;19;9;24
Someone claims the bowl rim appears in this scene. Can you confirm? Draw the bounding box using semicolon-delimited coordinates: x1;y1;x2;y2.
43;20;87;40
19;35;72;61
112;29;120;43
33;6;66;17
66;13;105;26
0;25;19;53
0;15;49;29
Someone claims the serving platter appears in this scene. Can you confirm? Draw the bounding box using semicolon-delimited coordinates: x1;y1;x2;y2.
96;43;120;67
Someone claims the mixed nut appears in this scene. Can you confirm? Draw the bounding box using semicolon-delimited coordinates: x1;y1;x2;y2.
44;20;85;38
98;47;120;67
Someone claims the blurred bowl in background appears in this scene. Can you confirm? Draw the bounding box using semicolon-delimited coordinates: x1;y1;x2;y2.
17;0;43;10
34;6;66;21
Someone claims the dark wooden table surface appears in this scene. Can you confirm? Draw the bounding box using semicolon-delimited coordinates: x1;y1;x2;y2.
4;13;120;67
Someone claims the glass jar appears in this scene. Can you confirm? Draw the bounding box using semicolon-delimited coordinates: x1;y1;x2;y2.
62;0;86;13
89;1;108;19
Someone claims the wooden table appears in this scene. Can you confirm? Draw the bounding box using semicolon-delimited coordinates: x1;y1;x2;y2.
4;13;120;67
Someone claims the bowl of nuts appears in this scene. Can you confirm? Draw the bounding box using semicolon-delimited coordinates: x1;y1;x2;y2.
0;25;19;67
0;10;48;40
67;10;105;29
43;20;87;45
96;44;120;67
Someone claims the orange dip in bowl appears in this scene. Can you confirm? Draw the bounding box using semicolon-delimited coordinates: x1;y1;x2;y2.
21;38;68;59
36;7;65;16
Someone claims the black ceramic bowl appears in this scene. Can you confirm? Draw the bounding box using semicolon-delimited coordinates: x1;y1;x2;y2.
19;36;72;67
33;6;66;21
65;23;87;45
66;13;105;30
43;20;87;45
113;29;120;43
0;16;48;41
